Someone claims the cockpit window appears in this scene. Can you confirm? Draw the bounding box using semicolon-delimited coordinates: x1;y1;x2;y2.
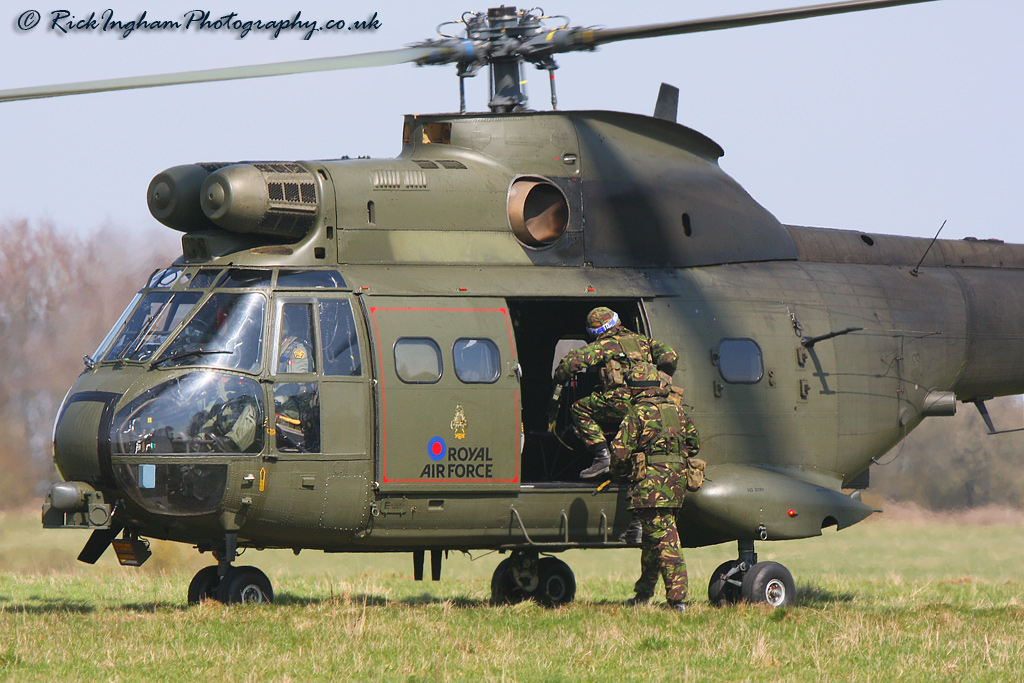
184;269;223;289
277;270;346;289
215;269;272;288
154;292;266;373
319;300;361;376
277;304;316;374
89;293;142;362
102;291;203;362
111;372;265;455
147;267;184;289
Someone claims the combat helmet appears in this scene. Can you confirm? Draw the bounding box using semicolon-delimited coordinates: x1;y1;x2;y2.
586;307;620;336
625;361;670;399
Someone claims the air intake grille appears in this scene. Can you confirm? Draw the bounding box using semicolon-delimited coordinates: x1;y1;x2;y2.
267;181;317;206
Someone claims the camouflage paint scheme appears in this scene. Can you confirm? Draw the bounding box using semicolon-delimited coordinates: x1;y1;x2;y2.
45;109;1024;586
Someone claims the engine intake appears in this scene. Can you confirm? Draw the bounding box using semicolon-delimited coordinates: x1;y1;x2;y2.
148;161;320;240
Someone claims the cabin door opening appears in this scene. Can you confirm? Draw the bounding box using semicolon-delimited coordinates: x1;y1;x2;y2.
506;298;647;484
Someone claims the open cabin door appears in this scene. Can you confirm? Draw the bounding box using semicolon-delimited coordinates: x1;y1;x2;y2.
364;296;521;493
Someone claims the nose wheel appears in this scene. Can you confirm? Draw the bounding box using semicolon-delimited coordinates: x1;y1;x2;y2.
187;531;274;605
707;541;796;608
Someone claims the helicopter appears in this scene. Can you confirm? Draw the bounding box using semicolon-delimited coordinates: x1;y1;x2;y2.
5;0;1024;608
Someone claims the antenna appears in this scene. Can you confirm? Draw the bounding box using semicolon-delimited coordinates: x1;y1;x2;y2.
909;219;946;277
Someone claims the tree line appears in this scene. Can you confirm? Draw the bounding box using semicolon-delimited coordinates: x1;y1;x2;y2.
0;219;176;507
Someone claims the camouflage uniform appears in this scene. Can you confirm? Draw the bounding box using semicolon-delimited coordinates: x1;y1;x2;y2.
610;364;700;608
552;308;678;448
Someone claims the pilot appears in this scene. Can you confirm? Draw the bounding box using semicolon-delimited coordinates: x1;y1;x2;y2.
192;378;260;453
609;362;700;611
552;306;678;478
278;310;313;374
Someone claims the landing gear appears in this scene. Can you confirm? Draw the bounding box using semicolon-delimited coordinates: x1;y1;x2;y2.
187;531;274;605
491;551;576;607
707;560;744;606
217;566;274;604
706;540;796;608
741;561;795;608
187;566;220;605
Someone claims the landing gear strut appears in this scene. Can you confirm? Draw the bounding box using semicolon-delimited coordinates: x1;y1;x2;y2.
491;550;576;607
707;540;795;608
187;531;274;605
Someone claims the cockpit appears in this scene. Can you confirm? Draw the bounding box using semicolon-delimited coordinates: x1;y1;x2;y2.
70;264;362;517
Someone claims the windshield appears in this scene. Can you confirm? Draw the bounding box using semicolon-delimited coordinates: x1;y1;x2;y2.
102;291;203;362
155;292;266;373
111;371;265;455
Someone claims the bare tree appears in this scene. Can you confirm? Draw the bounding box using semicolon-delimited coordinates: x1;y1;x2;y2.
871;397;1024;509
0;220;177;508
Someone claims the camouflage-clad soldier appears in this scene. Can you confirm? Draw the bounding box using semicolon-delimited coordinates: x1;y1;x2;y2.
609;362;700;611
552;307;678;478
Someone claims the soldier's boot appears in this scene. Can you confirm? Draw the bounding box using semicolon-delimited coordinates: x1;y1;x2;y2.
665;602;687;613
579;443;611;479
618;515;643;545
626;593;652;607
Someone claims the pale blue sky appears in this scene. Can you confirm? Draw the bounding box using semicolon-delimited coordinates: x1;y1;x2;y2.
1;0;1020;245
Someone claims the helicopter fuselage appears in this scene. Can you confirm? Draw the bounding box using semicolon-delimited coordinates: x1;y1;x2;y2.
45;109;1024;585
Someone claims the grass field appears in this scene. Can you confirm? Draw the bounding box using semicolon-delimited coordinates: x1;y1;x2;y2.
2;505;1023;682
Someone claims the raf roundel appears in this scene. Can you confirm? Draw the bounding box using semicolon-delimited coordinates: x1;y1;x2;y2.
427;437;447;462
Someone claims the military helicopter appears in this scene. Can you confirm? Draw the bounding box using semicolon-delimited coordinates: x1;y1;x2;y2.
5;0;1023;608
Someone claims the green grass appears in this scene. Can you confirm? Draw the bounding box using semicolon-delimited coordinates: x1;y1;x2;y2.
2;508;1023;682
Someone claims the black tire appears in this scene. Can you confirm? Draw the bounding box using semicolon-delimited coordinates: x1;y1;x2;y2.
741;561;795;608
707;560;744;606
187;566;221;606
535;557;576;608
216;566;274;605
490;558;528;605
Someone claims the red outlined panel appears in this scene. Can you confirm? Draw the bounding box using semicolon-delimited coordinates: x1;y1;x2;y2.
369;305;520;485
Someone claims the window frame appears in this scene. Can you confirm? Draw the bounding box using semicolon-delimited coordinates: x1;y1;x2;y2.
714;337;765;385
452;337;501;384
393;337;443;385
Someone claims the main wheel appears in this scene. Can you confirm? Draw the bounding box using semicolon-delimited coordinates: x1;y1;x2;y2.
216;566;274;605
490;558;528;605
187;566;221;605
741;561;795;608
535;557;576;608
707;560;744;606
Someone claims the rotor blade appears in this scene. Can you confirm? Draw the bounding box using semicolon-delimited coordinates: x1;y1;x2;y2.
576;0;939;48
0;45;443;103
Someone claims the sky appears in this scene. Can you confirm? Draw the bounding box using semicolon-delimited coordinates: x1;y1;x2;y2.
1;0;1021;246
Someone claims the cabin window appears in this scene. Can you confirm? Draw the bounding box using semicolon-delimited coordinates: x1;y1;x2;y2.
716;338;764;384
453;338;501;383
274;383;321;453
319;300;361;376
156;292;266;373
395;338;442;384
278;304;317;374
277;270;346;289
